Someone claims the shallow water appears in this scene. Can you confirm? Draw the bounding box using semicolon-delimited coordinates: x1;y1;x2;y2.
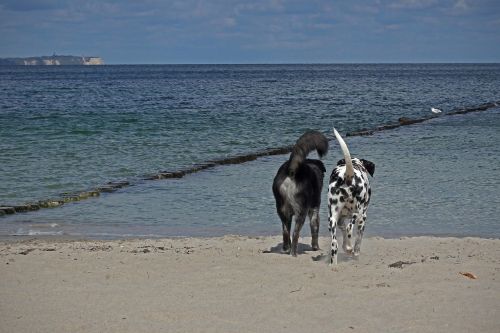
1;64;499;238
2;108;499;239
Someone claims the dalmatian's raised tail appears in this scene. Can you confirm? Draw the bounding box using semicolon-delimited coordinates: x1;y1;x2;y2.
333;128;354;184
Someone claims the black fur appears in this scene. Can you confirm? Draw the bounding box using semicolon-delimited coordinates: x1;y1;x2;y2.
272;131;328;256
360;159;375;177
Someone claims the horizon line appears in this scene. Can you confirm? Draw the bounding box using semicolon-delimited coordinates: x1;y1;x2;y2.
77;61;500;65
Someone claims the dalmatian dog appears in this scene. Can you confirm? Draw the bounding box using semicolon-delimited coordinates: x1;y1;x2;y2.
272;130;329;256
328;128;375;265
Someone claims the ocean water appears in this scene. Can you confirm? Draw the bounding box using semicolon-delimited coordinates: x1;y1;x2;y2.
0;64;499;239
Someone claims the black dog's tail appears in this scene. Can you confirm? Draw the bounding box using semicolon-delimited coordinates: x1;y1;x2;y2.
288;130;328;176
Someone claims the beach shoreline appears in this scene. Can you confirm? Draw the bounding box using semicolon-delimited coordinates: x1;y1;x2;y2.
1;235;499;333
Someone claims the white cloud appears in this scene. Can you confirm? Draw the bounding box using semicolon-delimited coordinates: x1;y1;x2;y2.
235;0;285;14
383;24;401;30
211;17;237;29
389;0;437;9
454;0;468;9
453;0;468;12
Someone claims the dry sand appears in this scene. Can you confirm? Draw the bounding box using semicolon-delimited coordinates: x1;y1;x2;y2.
1;235;499;333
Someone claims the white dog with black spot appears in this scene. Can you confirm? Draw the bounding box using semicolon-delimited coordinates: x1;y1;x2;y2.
328;129;375;265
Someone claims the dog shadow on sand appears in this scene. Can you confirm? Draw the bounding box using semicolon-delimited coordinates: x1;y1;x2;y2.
263;242;359;264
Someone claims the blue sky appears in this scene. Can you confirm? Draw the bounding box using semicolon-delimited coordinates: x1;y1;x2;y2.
0;0;499;64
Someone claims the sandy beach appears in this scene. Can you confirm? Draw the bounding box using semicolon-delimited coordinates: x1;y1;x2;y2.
1;235;499;333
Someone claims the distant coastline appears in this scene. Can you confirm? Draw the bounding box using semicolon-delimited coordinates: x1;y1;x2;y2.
0;55;104;65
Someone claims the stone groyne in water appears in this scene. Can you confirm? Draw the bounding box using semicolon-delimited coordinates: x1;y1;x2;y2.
345;101;498;137
1;101;498;217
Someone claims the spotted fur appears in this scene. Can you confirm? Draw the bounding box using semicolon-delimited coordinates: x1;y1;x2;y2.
328;129;375;265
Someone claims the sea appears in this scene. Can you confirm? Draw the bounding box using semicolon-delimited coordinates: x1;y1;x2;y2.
1;64;499;239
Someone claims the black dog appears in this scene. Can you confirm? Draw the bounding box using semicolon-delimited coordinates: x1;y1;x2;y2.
272;130;328;256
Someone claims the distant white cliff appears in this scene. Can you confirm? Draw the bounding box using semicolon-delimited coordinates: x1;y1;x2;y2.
0;55;104;65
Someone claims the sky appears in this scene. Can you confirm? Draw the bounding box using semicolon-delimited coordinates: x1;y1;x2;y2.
0;0;499;64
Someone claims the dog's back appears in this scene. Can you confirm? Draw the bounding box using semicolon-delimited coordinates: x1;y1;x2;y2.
272;158;325;215
272;130;328;256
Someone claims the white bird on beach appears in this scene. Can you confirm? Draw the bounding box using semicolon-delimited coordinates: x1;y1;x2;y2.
431;107;442;114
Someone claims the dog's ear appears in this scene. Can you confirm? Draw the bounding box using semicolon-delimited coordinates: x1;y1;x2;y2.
361;159;375;177
336;159;345;166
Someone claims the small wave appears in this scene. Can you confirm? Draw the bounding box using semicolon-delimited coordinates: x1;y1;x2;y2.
27;230;64;236
14;228;64;236
71;129;101;135
119;118;139;124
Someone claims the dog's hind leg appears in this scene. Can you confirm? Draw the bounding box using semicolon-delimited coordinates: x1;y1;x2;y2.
343;218;355;254
308;208;320;251
337;217;350;254
328;203;343;265
291;211;307;257
278;210;293;254
354;212;367;256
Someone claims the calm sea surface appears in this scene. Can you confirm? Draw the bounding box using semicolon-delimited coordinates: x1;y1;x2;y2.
0;64;499;238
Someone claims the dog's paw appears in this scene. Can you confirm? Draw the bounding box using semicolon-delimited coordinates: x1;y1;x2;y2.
344;248;354;255
343;244;353;254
